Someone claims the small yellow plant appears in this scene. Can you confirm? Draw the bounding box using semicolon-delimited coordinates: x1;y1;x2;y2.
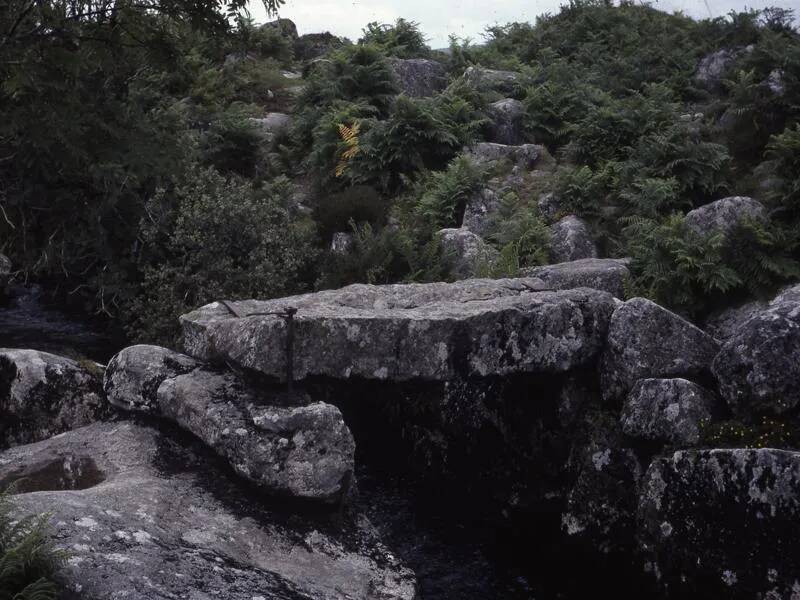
335;122;361;178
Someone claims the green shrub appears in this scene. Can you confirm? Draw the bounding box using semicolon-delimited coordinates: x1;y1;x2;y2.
0;491;63;600
126;166;318;345
625;214;800;317
488;192;551;273
314;185;390;241
318;221;417;288
198;104;263;177
763;123;800;219
360;19;430;58
414;156;486;231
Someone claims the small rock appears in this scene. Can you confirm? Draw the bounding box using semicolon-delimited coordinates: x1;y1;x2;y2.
549;215;597;263
521;258;630;298
486;98;526;145
537;192;561;223
621;378;718;446
0;254;11;292
104;345;199;414
694;48;739;89
466;142;543;169
387;57;447;98
601;298;719;402
638;448;800;597
461;188;501;238
684;196;766;238
249;112;291;142
437;228;498;279
0;348;108;448
463;66;521;95
331;232;354;255
766;69;785;96
294;32;345;61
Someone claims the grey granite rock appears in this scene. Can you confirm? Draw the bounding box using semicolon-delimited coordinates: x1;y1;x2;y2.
601;298;719;402
684;196;766;238
387;57;447;98
437;227;498;279
463;66;521;95
549;215;597;263
180;279;617;382
621;378;718;446
713;290;800;417
486;98;526;145
638;448;800;598
0;348;108;448
104;345;355;503
522;258;630;298
461;188;501;238
466;142;543;169
1;422;416;600
703;299;767;343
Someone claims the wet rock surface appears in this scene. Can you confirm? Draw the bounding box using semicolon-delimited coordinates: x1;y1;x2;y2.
621;378;719;446
639;448;800;598
105;345;355;502
180;279;617;382
522;258;630;298
1;421;416;600
601;298;719;402
0;348;108;448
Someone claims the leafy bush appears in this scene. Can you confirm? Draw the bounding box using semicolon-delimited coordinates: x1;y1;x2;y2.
360;19;430;58
0;491;63;600
198;105;263;177
488;192;551;273
763;124;800;219
625;214;799;317
314;185;390;241
126;167;318;345
414;156;486;231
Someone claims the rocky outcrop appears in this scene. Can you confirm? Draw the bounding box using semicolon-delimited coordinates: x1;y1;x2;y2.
538;192;561;223
261;18;299;39
639;448;800;598
249;112;292;142
180;279;617;382
694;48;739;89
0;349;108;448
387;57;447;97
466;142;542;169
713;289;800;418
549;215;597;262
684;196;766;237
294;32;344;61
461;188;500;237
522;258;630;298
1;421;416;600
621;378;718;446
437;227;498;279
104;345;355;503
601;298;719;402
486;98;526;145
463;66;520;95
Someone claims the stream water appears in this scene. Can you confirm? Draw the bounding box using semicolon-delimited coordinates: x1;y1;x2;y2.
0;284;643;600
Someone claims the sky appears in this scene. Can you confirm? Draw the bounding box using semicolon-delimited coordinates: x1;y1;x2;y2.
248;0;800;48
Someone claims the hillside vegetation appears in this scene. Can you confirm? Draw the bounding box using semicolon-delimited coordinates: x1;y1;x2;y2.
1;0;799;344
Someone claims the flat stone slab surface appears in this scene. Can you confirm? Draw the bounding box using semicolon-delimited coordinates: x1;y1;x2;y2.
180;279;617;382
1;421;416;600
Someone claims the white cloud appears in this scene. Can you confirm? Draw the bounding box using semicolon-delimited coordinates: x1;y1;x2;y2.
248;0;799;48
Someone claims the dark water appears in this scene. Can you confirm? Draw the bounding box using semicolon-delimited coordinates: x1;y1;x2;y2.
0;284;122;362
